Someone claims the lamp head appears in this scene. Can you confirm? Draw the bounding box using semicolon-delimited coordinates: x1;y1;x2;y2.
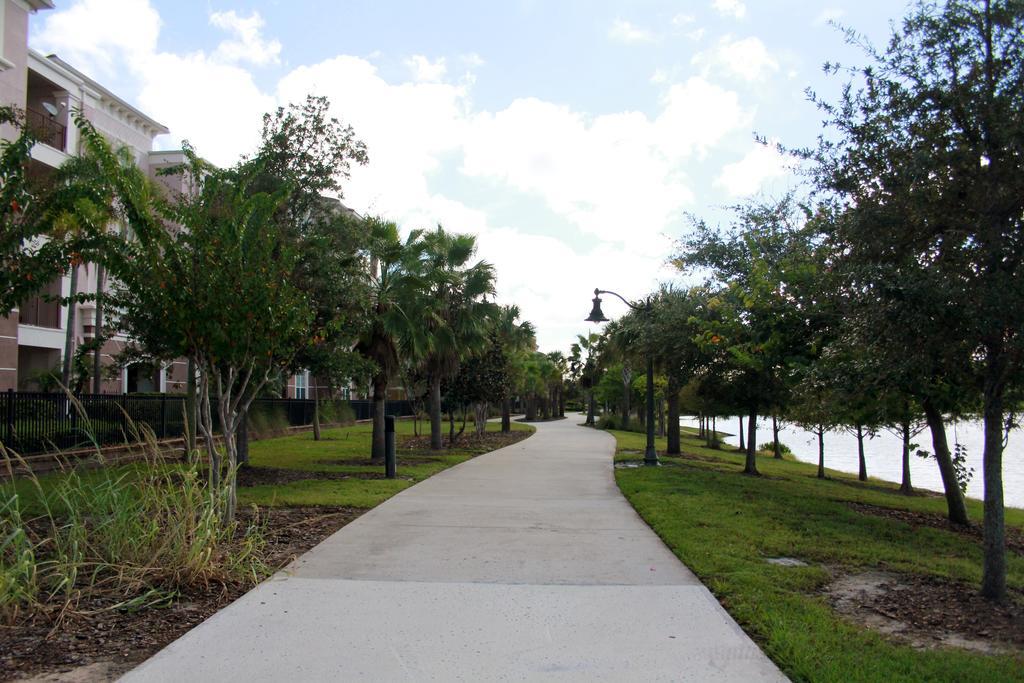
585;289;608;323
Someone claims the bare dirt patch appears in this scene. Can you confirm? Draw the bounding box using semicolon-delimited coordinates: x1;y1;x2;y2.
847;501;1024;555
324;456;442;468
235;466;367;486
0;506;362;683
826;570;1024;654
401;429;532;453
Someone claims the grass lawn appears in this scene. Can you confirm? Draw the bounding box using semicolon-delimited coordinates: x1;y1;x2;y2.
239;419;533;508
611;426;1024;683
6;419;534;513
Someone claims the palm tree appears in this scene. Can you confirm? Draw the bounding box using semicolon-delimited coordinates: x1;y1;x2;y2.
570;332;601;425
355;218;425;460
418;226;496;449
491;304;536;431
546;351;568;418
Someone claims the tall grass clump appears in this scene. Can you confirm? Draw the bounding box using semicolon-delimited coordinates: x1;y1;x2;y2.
0;416;268;624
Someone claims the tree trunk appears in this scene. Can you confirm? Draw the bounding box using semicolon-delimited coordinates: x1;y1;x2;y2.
738;415;745;452
236;407;249;467
711;415;718;448
980;360;1006;602
501;397;511;432
61;264;79;388
429;376;443;450
525;396;537;421
371;372;387;461
186;357;197;456
92;263;104;393
922;398;969;525
744;407;758;475
475;401;488;436
856;423;867;481
817;427;825;479
559;389;565;418
770;411;778;458
900;419;913;494
587;391;596;425
666;391;680;455
198;369;220;491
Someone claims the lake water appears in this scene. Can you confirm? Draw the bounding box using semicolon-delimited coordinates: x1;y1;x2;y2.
679;416;1023;510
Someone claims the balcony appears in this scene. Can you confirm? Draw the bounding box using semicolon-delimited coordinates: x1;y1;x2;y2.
26;106;67;152
18;276;62;329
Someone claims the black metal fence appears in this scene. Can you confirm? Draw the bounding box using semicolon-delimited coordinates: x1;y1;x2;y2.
0;390;413;455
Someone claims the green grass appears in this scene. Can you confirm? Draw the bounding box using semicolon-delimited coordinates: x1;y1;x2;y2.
239;419;533;508
7;420;534;512
609;426;1024;683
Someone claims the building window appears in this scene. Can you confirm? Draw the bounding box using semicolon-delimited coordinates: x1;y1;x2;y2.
294;372;307;399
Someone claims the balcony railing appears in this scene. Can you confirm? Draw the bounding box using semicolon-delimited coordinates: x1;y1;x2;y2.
26;107;67;152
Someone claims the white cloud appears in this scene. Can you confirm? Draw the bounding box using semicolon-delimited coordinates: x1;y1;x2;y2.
692;36;779;82
712;0;747;19
714;142;795;197
31;0;161;79
460;53;485;68
209;10;282;66
671;13;696;26
608;19;657;44
33;0;755;352
460;78;750;247
277;56;469;215
404;55;448;83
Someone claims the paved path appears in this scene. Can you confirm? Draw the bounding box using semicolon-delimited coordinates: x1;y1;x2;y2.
124;418;785;682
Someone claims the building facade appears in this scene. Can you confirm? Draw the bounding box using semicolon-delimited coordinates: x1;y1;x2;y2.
0;0;192;394
0;1;354;398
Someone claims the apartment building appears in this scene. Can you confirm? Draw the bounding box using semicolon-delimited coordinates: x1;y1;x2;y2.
0;1;358;399
0;0;191;393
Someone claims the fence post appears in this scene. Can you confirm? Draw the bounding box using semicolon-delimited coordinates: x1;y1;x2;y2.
385;415;396;479
4;388;13;447
120;393;127;440
160;394;168;439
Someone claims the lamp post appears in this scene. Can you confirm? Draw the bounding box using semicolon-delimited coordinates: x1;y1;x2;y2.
585;288;658;466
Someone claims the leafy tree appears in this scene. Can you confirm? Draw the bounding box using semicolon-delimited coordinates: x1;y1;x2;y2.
677;196;823;475
112;147;310;521
807;0;1024;599
641;286;710;454
248;96;371;441
447;335;509;437
251;94;367;226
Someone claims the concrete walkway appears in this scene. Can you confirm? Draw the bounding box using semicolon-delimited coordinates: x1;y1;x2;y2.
124;418;786;682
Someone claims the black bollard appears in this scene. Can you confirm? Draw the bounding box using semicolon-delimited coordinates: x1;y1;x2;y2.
385;415;397;479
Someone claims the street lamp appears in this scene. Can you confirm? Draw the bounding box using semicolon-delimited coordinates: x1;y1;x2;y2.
585;288;658;466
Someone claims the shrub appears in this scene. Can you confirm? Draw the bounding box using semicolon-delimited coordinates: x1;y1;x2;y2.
0;423;267;624
319;400;356;426
759;441;792;454
247;404;291;438
596;414;619;430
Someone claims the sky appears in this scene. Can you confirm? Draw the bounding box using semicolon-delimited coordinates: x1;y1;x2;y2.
30;0;902;354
